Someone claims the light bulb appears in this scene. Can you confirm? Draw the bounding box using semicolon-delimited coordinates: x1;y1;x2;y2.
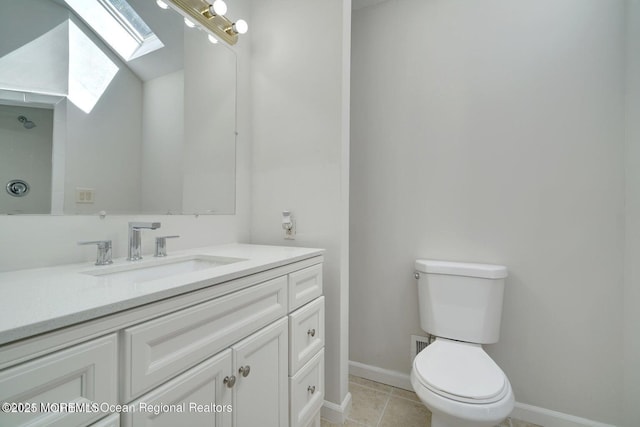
233;19;248;35
211;0;227;16
184;17;196;28
156;0;169;9
208;34;219;44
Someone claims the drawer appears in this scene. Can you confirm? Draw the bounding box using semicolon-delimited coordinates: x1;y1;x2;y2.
123;276;288;401
289;349;324;427
289;297;324;375
288;264;323;311
0;334;118;427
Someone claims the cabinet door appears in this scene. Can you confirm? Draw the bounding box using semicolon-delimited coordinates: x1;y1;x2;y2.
122;350;232;427
232;318;288;427
0;334;117;427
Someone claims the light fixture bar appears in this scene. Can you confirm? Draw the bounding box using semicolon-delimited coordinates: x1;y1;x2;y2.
164;0;239;45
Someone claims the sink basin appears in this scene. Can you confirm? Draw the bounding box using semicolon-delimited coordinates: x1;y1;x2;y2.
83;255;245;284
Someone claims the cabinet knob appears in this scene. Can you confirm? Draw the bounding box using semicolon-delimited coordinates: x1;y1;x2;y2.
224;375;236;388
307;328;316;337
239;365;251;377
307;385;316;394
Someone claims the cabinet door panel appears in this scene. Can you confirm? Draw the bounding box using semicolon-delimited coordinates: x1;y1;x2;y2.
233;318;288;427
122;349;232;427
289;297;324;375
0;334;117;427
290;349;324;427
288;264;322;311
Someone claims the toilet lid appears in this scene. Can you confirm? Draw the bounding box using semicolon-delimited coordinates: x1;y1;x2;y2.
413;339;507;404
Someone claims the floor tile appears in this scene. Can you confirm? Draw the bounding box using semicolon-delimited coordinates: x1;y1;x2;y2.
390;386;421;403
347;382;390;426
349;375;393;394
378;395;431;427
321;418;366;427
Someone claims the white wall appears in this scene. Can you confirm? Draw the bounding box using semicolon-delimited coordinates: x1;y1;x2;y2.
141;70;184;213
624;2;640;426
63;59;143;214
0;0;253;272
249;0;351;411
350;0;626;425
0;105;53;214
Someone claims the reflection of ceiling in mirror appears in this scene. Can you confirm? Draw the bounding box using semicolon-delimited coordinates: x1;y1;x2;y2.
68;21;119;113
0;19;119;114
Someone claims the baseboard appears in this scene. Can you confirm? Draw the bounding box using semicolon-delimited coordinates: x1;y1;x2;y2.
349;360;413;390
322;392;352;424
511;403;617;427
348;360;617;427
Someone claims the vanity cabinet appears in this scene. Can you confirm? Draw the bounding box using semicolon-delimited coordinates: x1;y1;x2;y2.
0;255;323;427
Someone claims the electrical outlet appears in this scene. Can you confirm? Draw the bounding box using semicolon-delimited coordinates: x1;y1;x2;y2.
282;210;295;240
284;218;296;240
75;188;95;204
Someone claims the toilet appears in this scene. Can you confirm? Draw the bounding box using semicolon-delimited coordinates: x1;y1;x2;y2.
410;259;514;427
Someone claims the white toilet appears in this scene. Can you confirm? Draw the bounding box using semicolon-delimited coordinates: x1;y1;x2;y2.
410;259;514;427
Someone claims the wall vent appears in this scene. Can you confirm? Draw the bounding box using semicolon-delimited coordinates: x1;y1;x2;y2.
411;334;434;359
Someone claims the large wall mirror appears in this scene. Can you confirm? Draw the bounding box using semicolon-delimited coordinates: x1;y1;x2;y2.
0;0;237;215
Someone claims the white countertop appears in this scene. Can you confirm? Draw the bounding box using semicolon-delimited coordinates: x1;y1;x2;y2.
0;244;324;346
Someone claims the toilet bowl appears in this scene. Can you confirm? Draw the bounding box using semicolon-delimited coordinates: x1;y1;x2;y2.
411;259;514;427
410;338;514;427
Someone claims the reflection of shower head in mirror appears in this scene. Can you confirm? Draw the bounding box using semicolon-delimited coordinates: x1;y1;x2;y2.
17;115;36;129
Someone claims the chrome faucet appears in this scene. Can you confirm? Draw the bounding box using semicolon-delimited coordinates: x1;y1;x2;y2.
127;222;161;261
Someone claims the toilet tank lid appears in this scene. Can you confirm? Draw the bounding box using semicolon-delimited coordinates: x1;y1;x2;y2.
415;259;508;279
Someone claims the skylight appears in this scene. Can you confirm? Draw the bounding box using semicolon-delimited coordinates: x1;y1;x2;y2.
64;0;163;62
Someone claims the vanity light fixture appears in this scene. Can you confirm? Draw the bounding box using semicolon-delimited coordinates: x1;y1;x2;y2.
159;0;248;45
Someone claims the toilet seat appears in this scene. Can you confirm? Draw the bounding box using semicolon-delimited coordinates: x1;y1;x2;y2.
413;338;508;404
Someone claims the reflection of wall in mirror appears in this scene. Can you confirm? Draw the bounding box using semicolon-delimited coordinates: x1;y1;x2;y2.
0;0;143;215
0;105;53;214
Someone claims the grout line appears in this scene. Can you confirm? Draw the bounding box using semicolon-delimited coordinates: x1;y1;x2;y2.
375;393;392;427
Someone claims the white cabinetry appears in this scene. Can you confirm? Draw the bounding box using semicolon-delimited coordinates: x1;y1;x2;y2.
122;349;233;427
233;318;288;427
288;267;325;427
0;334;117;427
0;257;323;427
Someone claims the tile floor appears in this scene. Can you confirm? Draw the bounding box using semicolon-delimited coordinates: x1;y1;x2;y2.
321;376;542;427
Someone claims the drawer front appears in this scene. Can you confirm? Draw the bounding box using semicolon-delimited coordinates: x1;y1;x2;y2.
0;334;118;427
122;350;232;427
123;276;288;401
288;297;324;375
288;264;323;311
289;349;324;427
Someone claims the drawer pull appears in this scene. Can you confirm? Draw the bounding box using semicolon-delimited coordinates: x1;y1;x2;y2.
307;385;316;394
239;365;251;377
307;328;316;337
224;375;236;388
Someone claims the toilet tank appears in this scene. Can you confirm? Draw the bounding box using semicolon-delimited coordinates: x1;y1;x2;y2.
415;259;508;344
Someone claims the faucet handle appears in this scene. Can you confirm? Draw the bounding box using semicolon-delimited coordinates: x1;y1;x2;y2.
154;235;180;257
78;240;113;266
